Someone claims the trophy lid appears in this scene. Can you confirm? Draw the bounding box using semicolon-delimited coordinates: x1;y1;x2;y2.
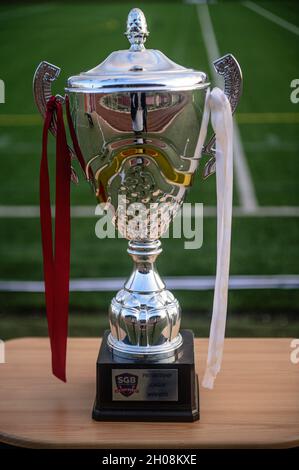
66;8;208;94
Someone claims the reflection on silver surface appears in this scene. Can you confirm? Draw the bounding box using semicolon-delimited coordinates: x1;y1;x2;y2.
108;240;182;352
68;87;206;241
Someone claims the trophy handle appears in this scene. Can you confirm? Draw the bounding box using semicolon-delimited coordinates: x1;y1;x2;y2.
202;53;243;179
33;61;79;183
33;61;64;136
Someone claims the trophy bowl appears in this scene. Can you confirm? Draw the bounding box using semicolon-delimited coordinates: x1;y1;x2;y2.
33;8;242;421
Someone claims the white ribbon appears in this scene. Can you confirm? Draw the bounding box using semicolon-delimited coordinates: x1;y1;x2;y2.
199;87;233;389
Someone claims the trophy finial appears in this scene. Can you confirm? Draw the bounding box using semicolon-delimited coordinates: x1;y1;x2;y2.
125;8;149;51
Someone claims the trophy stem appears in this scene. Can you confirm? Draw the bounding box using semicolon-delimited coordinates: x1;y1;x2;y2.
125;240;164;294
108;239;182;360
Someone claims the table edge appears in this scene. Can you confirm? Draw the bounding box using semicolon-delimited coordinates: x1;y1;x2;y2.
0;430;298;450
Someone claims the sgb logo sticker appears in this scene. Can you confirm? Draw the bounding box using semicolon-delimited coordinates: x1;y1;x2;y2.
115;372;139;397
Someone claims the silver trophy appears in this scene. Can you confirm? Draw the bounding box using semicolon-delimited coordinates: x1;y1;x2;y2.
33;8;242;421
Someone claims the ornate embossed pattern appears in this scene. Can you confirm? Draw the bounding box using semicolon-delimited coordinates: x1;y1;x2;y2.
119;164;156;204
114;197;182;241
33;61;62;136
94;146;186;240
125;8;149;51
202;54;242;176
213;54;242;115
113;162;182;240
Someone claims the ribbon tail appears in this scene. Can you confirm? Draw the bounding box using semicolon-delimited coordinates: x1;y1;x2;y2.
40;101;55;351
202;87;233;389
40;97;71;382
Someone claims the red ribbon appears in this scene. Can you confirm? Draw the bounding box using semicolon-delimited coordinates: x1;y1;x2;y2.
40;96;71;382
65;95;86;174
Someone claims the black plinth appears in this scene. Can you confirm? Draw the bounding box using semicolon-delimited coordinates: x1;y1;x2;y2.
92;330;199;422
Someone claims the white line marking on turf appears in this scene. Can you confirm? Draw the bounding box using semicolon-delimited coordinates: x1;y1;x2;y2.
197;3;258;212
197;4;220;78
0;275;298;292
1;205;299;218
232;123;258;212
201;206;299;217
244;1;299;36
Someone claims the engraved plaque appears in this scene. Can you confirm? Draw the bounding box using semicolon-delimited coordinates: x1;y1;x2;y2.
112;369;178;401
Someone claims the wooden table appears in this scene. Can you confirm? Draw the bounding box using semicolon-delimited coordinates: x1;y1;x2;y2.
0;337;298;449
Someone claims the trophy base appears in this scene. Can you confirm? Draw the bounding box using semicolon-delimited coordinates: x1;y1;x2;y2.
92;329;199;422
